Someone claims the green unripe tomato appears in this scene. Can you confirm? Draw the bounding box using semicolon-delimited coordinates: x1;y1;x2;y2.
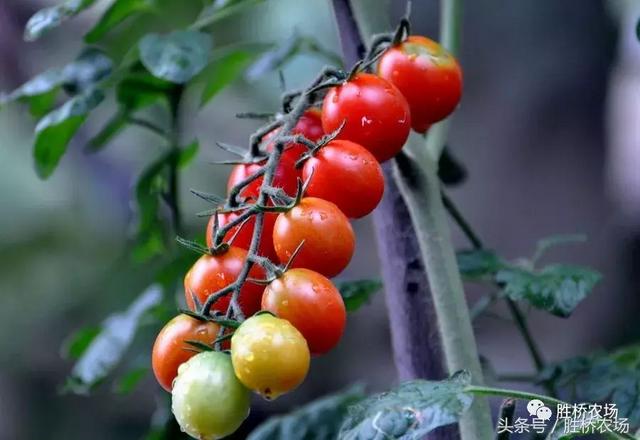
171;351;250;440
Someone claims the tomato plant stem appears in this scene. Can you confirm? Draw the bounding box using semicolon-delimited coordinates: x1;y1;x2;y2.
167;87;184;236
394;151;493;440
332;0;452;410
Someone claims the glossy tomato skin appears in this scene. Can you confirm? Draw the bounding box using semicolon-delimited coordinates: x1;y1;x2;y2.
273;197;355;278
302;139;384;218
264;108;324;166
227;153;298;201
231;313;310;400
184;247;265;316
152;314;220;392
172;351;250;439
322;73;411;162
378;35;463;132
206;211;278;262
262;268;346;355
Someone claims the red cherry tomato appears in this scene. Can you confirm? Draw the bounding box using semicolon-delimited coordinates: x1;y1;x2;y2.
227;153;298;202
302;139;384;218
262;268;346;355
378;35;463;132
322;73;411;162
264;108;324;166
273;197;355;277
152;314;220;391
184;247;265;316
206;211;278;262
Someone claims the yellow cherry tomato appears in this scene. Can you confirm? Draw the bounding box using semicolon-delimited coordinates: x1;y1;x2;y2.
231;313;310;400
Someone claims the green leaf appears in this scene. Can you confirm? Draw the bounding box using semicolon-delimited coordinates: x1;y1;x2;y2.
496;264;601;317
87;71;176;153
544;345;640;429
34;88;104;179
85;0;155;43
201;50;256;106
456;249;504;280
64;285;162;394
249;386;365;440
139;30;212;84
2;48;112;114
338;371;473;439
178;140;199;168
24;0;98;41
114;366;149;394
116;69;176;109
61;326;101;360
337;280;382;312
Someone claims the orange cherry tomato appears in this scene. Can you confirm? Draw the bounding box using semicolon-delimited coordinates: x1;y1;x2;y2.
262;268;346;354
272;197;355;277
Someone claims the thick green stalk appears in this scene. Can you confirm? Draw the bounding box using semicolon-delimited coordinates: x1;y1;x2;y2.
397;0;493;438
394;150;493;440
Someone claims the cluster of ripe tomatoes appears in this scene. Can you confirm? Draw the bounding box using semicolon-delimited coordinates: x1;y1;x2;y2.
151;34;462;439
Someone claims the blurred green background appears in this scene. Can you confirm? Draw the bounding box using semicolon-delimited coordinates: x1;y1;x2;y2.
1;0;640;438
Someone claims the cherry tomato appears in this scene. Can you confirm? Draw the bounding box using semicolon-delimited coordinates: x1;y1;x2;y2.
378;35;463;132
302;139;384;218
273;197;355;278
262;268;346;355
231;313;309;400
152;314;220;392
227;153;298;201
206;211;278;262
184;247;265;316
322;72;411;162
264;108;324;165
172;351;250;439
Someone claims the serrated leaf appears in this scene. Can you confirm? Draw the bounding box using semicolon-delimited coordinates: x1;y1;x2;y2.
2;48;112;114
201;50;256;106
337;280;382;312
496;264;601;318
456;249;504;280
249;386;365;440
544;345;640;429
85;0;155;43
61;326;101;360
24;0;97;41
64;285;162;394
34;88;104;179
114;366;149;394
338;371;473;439
139;30;212;83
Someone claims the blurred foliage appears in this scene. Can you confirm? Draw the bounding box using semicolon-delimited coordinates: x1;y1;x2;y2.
457;235;601;318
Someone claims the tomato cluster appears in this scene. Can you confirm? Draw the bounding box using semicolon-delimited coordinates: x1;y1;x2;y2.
151;32;462;439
